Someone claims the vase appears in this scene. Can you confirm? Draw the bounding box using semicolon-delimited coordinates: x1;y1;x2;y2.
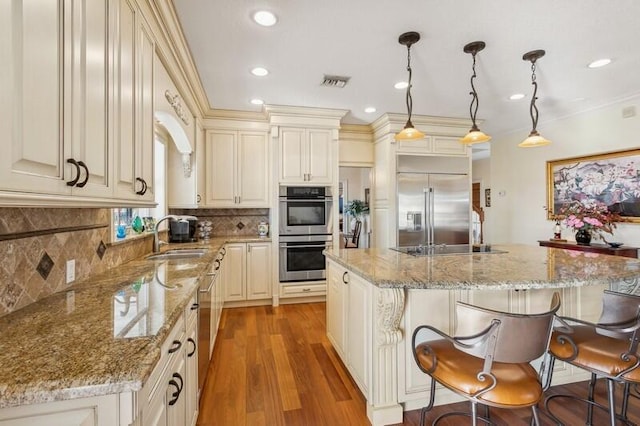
575;229;592;245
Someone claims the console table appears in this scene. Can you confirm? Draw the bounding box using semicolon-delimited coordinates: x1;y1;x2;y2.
538;240;639;259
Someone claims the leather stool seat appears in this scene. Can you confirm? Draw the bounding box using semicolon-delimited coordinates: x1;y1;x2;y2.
549;326;640;381
415;339;543;408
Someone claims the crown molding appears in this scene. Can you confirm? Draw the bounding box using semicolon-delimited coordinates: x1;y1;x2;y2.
140;0;211;118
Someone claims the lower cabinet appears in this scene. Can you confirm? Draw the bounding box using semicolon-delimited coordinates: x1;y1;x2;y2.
0;394;119;426
326;261;370;395
142;295;198;426
223;242;272;304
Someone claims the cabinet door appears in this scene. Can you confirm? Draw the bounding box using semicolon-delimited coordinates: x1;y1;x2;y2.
113;0;139;199
279;128;305;183
346;272;370;394
432;136;468;156
67;0;111;198
166;354;186;426
307;129;333;184
246;243;271;300
326;261;347;358
136;15;155;202
146;386;168;426
185;321;198;426
205;131;236;207
222;244;246;301
0;0;69;194
237;132;269;207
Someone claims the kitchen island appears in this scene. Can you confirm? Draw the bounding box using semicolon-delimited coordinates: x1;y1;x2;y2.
324;244;640;426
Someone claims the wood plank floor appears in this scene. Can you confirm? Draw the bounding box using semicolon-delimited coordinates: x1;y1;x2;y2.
197;303;640;425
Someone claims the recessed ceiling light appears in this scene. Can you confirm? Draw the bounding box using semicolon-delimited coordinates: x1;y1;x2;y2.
251;67;269;77
394;81;409;90
250;99;264;105
588;58;612;69
364;107;376;113
253;11;277;27
509;93;526;100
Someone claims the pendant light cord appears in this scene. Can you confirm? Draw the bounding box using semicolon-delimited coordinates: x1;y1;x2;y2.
529;61;539;132
405;44;414;124
469;52;479;128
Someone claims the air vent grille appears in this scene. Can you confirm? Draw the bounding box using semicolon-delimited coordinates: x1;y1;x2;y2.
321;75;350;88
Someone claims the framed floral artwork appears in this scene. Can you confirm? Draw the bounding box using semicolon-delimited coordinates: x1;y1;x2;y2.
547;149;640;222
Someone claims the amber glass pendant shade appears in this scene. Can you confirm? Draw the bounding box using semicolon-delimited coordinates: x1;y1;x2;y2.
396;122;425;141
518;130;551;148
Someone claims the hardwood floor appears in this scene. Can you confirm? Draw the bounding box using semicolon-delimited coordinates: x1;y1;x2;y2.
197;303;640;425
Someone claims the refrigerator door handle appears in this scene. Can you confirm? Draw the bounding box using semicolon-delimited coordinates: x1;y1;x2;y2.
429;187;435;245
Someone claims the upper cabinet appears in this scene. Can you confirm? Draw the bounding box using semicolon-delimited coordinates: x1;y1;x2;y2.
204;130;270;208
0;0;111;200
0;0;155;206
396;135;469;156
279;127;333;184
112;0;155;203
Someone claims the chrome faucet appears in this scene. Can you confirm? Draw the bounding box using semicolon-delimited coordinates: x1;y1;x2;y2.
154;215;179;253
153;215;199;253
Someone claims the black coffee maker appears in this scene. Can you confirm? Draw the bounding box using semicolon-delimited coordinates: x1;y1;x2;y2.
169;217;198;242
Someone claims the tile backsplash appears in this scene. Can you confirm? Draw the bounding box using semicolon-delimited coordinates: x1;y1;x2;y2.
0;208;153;317
170;208;270;237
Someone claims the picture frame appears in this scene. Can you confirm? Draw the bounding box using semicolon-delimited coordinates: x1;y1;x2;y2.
546;148;640;222
484;188;491;207
364;188;370;208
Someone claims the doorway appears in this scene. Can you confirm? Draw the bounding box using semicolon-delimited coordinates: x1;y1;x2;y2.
338;166;372;248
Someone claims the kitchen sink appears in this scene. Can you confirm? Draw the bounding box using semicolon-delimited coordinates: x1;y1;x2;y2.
145;248;208;261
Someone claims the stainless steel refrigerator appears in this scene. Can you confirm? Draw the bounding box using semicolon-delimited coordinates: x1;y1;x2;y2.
397;155;470;246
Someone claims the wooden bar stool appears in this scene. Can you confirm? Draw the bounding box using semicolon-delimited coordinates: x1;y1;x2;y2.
544;290;640;426
412;292;561;426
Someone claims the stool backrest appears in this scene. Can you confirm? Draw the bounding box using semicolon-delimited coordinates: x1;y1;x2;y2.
597;290;640;339
454;292;561;364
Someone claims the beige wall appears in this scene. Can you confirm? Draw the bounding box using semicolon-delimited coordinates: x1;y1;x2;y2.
488;95;640;246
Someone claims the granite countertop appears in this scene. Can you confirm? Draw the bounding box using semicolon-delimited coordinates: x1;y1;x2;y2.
0;236;270;409
325;244;640;290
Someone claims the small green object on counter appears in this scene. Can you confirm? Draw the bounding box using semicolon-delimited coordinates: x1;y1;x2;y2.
131;216;144;234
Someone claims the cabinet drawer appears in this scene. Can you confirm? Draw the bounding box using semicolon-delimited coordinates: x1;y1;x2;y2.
280;282;326;298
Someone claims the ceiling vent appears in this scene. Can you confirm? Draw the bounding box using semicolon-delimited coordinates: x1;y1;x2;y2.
321;75;350;88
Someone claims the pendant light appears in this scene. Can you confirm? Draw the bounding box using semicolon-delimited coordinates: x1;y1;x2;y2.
519;50;551;148
395;31;425;141
460;41;491;144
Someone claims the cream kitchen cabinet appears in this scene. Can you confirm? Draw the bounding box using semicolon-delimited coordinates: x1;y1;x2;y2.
0;394;119;426
279;127;334;184
204;130;270;208
396;135;469;156
142;296;199;426
112;0;155;203
325;261;370;395
0;0;111;200
222;242;272;304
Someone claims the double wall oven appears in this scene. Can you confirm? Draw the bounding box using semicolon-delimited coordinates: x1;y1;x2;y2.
279;186;332;282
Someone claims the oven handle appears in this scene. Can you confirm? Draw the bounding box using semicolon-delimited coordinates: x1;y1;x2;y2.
279;244;332;249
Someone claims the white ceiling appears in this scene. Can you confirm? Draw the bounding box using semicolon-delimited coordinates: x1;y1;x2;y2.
173;0;640;139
